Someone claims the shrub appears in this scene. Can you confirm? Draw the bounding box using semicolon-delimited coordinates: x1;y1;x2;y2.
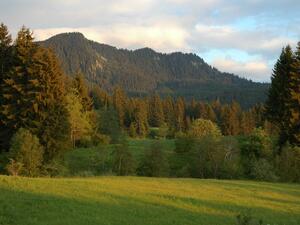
7;128;44;177
137;141;169;177
5;159;23;176
188;119;221;138
276;144;300;182
251;159;278;182
111;139;136;176
236;212;264;225
239;128;273;178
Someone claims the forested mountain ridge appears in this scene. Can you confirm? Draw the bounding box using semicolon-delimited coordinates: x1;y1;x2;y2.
39;32;269;107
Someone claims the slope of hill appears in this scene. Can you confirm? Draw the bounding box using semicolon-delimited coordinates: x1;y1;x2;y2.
0;176;299;225
40;33;269;107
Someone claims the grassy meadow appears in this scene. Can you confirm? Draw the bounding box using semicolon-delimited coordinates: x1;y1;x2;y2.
0;176;300;225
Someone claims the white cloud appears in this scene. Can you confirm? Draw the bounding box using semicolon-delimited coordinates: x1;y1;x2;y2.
34;23;190;53
2;0;300;82
193;23;297;58
212;57;270;82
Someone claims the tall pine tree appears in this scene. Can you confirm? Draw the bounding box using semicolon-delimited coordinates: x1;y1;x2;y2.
288;42;300;145
265;46;294;146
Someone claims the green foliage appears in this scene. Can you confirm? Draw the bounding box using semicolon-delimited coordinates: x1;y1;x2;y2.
188;118;221;138
276;144;300;182
265;45;300;147
137;141;169;177
111;139;136;176
7;128;44;177
72;72;93;112
149;94;165;127
65;90;92;147
5;159;23;176
98;107;122;143
251;159;278;182
0;25;70;160
239;128;273;179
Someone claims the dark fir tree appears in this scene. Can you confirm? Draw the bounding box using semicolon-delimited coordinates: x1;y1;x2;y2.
265;46;294;147
288;42;300;145
0;23;13;150
0;26;70;159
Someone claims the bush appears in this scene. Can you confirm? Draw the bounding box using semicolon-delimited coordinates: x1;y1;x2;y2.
251;159;278;182
137;142;169;177
188;119;221;138
236;212;264;225
111;139;136;176
239;128;273;178
5;159;23;176
7;128;44;177
276;144;300;182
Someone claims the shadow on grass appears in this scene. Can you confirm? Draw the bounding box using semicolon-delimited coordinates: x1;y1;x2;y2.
0;187;231;225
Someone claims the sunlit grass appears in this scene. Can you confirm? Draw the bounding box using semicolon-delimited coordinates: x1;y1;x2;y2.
0;176;299;225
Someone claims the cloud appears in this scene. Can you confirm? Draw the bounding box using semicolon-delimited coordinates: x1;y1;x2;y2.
34;23;190;53
212;57;270;82
1;0;299;82
193;24;297;58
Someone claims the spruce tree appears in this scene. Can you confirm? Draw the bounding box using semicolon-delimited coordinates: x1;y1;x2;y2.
149;94;165;127
288;42;300;145
0;23;13;150
0;27;40;149
175;97;185;132
134;100;149;137
265;46;294;146
0;26;70;159
112;86;127;128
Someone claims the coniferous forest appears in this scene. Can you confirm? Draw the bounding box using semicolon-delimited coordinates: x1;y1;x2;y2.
0;23;299;184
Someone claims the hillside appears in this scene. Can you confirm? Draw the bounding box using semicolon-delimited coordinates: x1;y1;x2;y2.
39;33;269;108
0;176;299;225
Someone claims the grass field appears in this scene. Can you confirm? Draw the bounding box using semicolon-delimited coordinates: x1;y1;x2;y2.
0;176;299;225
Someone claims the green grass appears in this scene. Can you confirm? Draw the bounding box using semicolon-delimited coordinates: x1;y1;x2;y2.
0;176;299;225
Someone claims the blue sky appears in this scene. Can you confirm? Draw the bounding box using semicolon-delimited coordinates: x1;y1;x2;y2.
1;0;299;82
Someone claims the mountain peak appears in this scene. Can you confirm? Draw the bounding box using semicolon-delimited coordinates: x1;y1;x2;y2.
40;32;269;108
45;32;85;41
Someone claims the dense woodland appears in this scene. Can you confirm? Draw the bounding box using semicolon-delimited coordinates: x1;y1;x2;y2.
40;32;269;108
0;24;299;182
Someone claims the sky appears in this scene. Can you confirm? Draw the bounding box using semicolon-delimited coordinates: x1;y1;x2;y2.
1;0;299;82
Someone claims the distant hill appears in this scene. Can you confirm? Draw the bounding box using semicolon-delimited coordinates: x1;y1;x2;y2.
39;32;269;108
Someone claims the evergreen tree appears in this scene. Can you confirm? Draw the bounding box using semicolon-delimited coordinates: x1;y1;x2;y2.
265;46;294;146
163;96;175;130
90;85;110;109
72;73;93;112
220;102;241;135
0;26;70;159
134;100;149;137
288;42;300;145
0;23;13;150
175;97;185;132
149;94;165;127
112;86;127;128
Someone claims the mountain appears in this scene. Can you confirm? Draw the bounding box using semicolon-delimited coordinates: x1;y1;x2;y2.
39;32;269;108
